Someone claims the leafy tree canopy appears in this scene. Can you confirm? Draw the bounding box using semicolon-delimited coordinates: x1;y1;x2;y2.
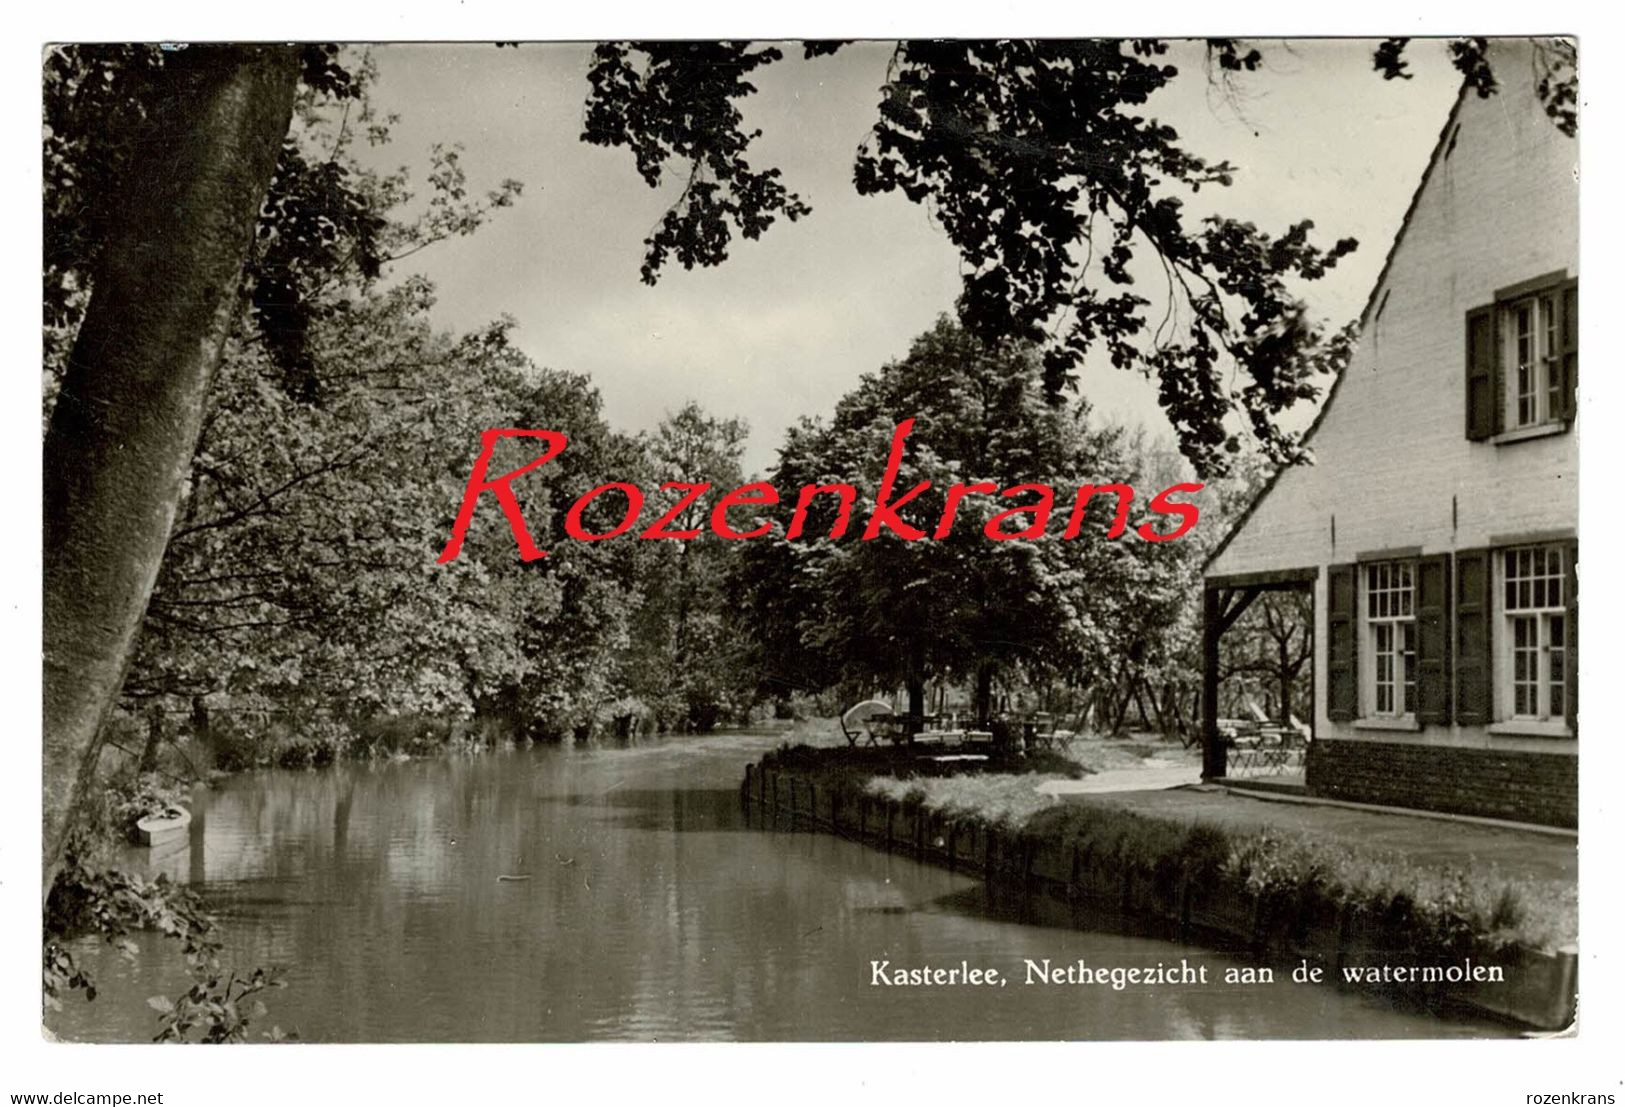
44;44;522;406
1373;36;1576;137
619;403;762;731
733;317;1202;713
581;38;1573;475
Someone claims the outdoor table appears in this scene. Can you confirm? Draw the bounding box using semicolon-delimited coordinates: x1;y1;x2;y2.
866;713;897;745
881;713;936;744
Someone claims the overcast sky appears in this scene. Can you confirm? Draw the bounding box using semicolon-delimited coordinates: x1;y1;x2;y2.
355;40;1461;472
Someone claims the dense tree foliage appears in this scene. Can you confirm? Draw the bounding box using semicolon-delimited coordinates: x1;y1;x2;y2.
615;403;762;731
46;47;580;760
733;318;1203;723
45;44;521;405
584;37;1573;474
116;283;659;756
581;42;811;285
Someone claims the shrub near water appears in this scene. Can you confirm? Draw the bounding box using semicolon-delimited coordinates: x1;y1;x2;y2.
760;742;1575;955
1222;829;1575;956
210;714;460;770
1043;802;1574;954
109;776;191;838
853;768;1575;956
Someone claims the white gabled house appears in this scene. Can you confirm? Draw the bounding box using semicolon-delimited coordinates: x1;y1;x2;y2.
1201;39;1578;827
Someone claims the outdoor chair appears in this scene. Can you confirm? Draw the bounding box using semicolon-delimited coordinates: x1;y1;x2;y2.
1225;721;1308;777
1026;712;1056;751
838;717;861;746
1226;734;1265;776
1049;710;1088;753
839;710;892;747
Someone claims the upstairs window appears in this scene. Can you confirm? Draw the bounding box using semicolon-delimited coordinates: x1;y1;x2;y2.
1466;275;1576;440
1505;293;1562;428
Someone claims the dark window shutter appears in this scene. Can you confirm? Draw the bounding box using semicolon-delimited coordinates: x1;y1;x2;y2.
1327;563;1357;721
1559;279;1578;422
1454;549;1493;725
1566;540;1578;735
1416;554;1452;725
1465;306;1498;440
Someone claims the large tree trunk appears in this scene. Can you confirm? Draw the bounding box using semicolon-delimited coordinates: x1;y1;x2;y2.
42;46;300;892
973;663;994;726
905;678;925;735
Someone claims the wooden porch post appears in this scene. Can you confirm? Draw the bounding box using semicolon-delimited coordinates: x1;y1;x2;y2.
1202;585;1225;780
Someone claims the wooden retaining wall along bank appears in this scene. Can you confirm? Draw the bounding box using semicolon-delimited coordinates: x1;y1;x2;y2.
741;762;1577;1032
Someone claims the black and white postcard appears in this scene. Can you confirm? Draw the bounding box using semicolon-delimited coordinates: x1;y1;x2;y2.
11;15;1620;1107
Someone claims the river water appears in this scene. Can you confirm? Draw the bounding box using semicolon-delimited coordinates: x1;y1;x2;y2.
49;728;1506;1042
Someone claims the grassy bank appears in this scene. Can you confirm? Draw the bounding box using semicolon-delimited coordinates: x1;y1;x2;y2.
761;745;1577;956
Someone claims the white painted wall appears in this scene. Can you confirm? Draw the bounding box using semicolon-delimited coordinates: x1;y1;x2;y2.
1207;40;1578;753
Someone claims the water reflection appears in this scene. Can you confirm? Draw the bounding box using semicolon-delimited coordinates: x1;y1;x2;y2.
50;732;1508;1042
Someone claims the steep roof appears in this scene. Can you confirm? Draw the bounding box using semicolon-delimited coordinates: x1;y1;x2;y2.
1201;80;1473;578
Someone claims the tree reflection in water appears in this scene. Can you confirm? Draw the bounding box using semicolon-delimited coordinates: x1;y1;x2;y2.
48;731;1509;1042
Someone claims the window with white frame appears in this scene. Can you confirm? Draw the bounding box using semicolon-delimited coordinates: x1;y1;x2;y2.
1464;274;1575;442
1504;292;1563;429
1363;560;1416;718
1501;545;1567;722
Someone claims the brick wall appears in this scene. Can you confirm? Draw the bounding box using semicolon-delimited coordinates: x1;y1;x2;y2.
1306;738;1577;828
